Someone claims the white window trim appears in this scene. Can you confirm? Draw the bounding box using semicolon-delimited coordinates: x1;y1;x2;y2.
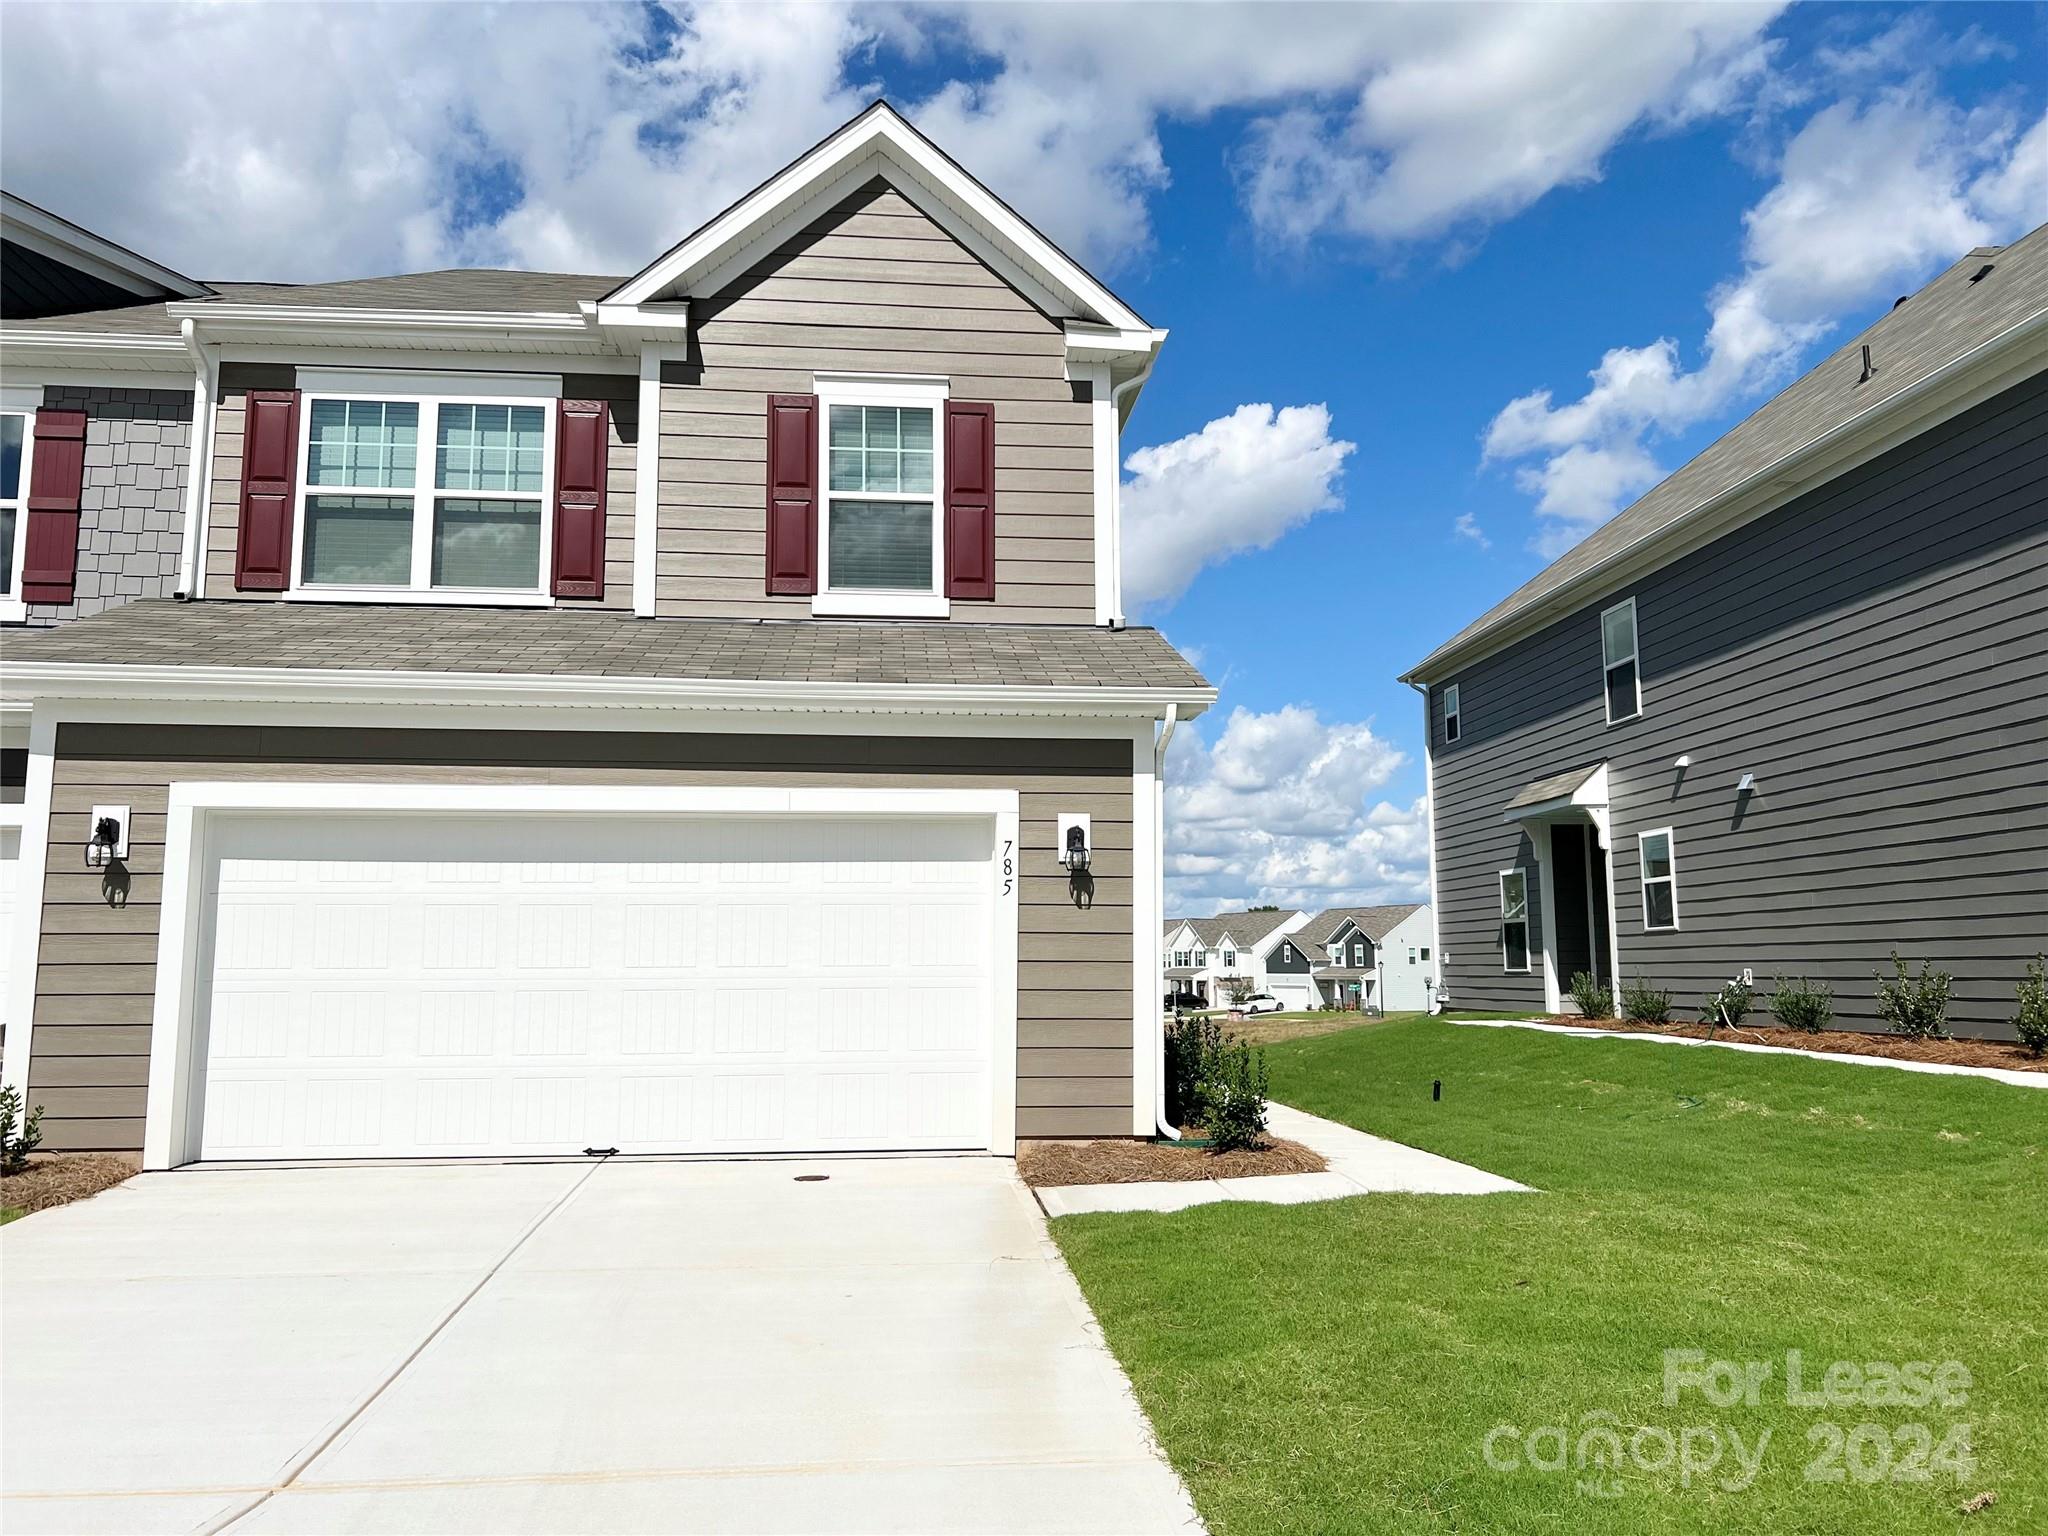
1500;867;1533;973
1601;596;1643;724
1443;681;1461;743
286;380;560;607
1639;826;1681;931
811;373;950;620
0;389;40;624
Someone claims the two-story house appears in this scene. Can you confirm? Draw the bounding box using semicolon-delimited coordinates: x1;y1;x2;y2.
1404;227;2046;1038
1161;908;1307;1006
1265;904;1432;1011
0;103;1215;1166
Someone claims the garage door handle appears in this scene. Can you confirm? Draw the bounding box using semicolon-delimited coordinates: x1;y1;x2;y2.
583;1146;618;1157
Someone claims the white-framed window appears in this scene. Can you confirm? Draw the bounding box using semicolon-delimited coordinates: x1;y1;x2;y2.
1351;942;1365;965
1499;869;1532;972
1172;949;1189;968
291;374;557;603
1222;950;1236;969
1602;597;1641;723
1194;948;1207;967
1;395;37;621
814;374;947;619
1282;944;1296;963
1639;827;1680;930
1408;948;1417;964
1443;682;1461;743
1421;947;1431;962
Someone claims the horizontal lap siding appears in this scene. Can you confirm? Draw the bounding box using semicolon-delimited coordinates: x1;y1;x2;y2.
657;181;1095;623
1429;373;2048;1038
28;726;1136;1150
205;365;636;607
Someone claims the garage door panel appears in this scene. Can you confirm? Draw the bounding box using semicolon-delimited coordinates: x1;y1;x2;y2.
196;813;996;1159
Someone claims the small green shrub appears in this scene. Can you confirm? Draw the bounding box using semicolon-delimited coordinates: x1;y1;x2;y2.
1567;971;1614;1019
1164;1015;1226;1129
1699;977;1754;1030
1875;952;1952;1040
1202;1037;1271;1152
0;1086;44;1177
1620;975;1673;1024
2014;956;2048;1058
1770;975;1834;1033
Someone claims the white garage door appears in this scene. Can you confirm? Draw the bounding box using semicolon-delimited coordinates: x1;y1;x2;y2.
197;814;995;1160
1269;980;1313;1012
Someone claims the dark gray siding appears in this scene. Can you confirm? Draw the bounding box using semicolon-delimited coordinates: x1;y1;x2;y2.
1;240;146;319
1268;939;1314;974
1428;371;2048;1039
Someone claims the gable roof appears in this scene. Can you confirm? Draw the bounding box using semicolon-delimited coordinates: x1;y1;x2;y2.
1407;223;2048;682
1295;905;1427;946
1173;909;1300;951
2;190;212;309
605;101;1151;336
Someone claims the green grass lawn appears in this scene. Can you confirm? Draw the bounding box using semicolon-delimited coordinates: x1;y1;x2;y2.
1054;1017;2046;1534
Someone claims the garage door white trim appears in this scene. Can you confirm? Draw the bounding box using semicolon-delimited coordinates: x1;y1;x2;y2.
144;783;1020;1170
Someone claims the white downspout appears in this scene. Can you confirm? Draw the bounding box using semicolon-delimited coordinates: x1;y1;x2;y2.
175;318;218;600
1153;703;1180;1139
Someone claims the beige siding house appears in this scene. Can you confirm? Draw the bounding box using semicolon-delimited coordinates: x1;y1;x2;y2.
1;103;1212;1166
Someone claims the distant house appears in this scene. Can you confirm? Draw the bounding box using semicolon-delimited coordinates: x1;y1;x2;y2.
1402;227;2047;1038
1162;909;1308;1005
1267;904;1433;1012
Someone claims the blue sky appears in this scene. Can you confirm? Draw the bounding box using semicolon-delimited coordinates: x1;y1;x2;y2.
5;2;2042;914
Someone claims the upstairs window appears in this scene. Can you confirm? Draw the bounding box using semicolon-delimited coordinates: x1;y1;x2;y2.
1222;950;1236;969
0;408;30;610
1500;870;1531;972
1193;948;1207;967
1443;682;1461;743
1351;942;1366;965
816;378;946;616
297;385;553;598
1421;947;1431;962
1602;597;1641;722
1640;828;1680;930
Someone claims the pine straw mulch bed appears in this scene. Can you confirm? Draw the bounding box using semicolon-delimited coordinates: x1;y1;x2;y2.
1549;1016;2047;1073
1;1154;139;1221
1018;1135;1326;1187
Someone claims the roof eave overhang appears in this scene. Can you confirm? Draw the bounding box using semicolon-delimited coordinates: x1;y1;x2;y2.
166;304;623;355
1402;307;2048;685
2;192;212;301
605;103;1147;333
3;661;1216;720
0;330;190;371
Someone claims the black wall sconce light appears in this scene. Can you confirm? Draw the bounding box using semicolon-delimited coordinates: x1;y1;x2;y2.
86;807;128;868
1058;813;1093;908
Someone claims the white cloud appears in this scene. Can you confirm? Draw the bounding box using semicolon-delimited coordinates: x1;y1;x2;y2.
1120;403;1355;610
0;1;1785;282
1452;511;1491;550
1165;706;1428;913
1484;88;2047;553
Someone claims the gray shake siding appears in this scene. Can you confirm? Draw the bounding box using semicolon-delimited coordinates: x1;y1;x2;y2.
20;386;191;627
657;180;1095;623
1431;371;2048;1039
28;724;1138;1151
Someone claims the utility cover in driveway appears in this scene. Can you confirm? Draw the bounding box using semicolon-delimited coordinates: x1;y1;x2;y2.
198;814;995;1159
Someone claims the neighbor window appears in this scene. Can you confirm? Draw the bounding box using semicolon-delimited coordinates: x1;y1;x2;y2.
1172;949;1189;968
1602;597;1641;722
1408;948;1417;964
298;389;551;595
1194;949;1207;967
1;408;31;609
1640;828;1680;930
817;380;945;614
1443;682;1461;743
1420;947;1431;962
1352;942;1366;965
1500;869;1531;972
1222;950;1236;969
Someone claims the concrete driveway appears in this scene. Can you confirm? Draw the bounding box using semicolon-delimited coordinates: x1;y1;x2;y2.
1;1158;1199;1535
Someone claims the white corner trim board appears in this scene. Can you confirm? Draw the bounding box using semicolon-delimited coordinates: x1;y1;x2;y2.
140;782;1023;1169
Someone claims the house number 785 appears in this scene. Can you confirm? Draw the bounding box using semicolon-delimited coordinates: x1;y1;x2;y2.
1000;839;1014;896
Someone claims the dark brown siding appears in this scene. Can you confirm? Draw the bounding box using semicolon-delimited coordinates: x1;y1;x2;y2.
28;725;1136;1150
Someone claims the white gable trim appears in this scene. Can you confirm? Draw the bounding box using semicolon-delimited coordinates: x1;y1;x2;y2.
2;191;211;302
605;103;1148;333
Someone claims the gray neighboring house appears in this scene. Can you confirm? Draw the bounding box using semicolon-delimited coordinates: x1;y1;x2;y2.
1267;904;1431;1012
0;104;1214;1164
1403;225;2048;1040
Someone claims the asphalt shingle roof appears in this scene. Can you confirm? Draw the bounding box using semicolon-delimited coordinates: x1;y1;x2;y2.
1410;224;2048;677
4;600;1210;691
1164;910;1302;950
1295;904;1426;945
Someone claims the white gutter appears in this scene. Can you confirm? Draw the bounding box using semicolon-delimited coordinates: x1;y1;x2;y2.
175;318;219;599
1;660;1217;718
1153;703;1181;1140
160;303;595;335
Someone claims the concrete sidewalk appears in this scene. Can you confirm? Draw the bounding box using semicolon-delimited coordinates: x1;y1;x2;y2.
1035;1103;1531;1217
1;1158;1201;1536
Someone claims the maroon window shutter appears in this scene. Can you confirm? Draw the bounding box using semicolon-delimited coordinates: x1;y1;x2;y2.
765;393;818;595
20;408;88;604
551;399;610;599
234;390;301;591
944;400;995;601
